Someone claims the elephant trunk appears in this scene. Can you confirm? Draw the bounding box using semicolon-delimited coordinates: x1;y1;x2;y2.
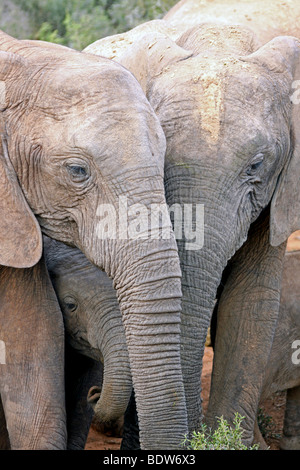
177;220;232;433
78;171;189;449
118;242;187;449
205;212;286;445
164;163;247;434
109;236;188;449
87;308;132;427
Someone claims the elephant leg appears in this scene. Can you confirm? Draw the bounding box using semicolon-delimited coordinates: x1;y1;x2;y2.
0;259;67;450
0;394;10;450
120;390;140;450
206;210;287;446
65;343;102;450
280;385;300;450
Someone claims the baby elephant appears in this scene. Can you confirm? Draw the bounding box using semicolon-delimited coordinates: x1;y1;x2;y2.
44;237;132;449
253;250;300;450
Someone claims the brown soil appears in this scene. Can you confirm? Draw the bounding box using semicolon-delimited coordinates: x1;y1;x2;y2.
84;231;300;451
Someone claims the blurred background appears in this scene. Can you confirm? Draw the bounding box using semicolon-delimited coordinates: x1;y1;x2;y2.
0;0;178;50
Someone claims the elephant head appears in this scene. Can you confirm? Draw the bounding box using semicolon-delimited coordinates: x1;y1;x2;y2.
44;236;132;429
0;30;188;449
84;23;300;441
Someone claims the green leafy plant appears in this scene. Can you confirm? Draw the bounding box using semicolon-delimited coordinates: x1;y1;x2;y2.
257;407;280;440
182;413;259;450
35;22;64;43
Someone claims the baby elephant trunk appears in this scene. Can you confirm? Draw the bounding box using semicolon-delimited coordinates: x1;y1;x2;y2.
86;304;133;430
87;356;132;430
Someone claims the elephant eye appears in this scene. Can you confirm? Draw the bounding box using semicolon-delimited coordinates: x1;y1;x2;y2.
63;296;78;312
66;163;90;182
246;153;264;176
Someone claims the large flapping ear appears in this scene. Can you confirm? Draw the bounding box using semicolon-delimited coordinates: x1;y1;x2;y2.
245;36;300;246
0;133;42;268
0;50;42;268
84;26;192;95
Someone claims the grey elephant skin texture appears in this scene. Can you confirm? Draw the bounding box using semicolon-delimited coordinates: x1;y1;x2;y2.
44;236;132;450
0;237;129;450
0;30;187;449
210;250;300;450
0;256;65;450
261;250;300;450
84;0;300;445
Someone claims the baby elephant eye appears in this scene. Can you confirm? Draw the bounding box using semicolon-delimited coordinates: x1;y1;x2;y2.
66;302;77;312
63;296;78;312
67;164;90;182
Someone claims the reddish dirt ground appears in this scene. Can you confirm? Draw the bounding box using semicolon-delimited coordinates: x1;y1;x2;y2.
84;231;300;451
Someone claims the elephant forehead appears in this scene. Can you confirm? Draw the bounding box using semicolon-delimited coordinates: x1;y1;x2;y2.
191;57;257;144
196;70;224;144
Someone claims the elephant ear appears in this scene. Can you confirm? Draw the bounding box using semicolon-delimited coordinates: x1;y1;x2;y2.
245;36;300;246
0;133;42;268
0;51;43;268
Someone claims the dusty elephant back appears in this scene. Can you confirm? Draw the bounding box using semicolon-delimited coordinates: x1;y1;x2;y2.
164;0;300;44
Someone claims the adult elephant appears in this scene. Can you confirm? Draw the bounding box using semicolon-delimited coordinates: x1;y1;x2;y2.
84;19;300;444
0;30;187;450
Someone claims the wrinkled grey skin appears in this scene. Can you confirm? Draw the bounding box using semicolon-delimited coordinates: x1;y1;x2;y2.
44;236;132;449
0;257;65;450
0;30;187;449
0;236;129;450
257;250;300;450
211;249;300;449
85;21;300;444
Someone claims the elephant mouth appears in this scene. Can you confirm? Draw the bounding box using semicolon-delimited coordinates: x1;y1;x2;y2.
87;385;102;409
67;333;102;362
87;384;129;426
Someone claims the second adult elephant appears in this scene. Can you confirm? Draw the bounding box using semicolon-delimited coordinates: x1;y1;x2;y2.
84;21;300;443
0;30;187;449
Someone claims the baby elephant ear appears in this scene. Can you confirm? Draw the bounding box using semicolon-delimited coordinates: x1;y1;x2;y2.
248;36;300;246
0;133;42;268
